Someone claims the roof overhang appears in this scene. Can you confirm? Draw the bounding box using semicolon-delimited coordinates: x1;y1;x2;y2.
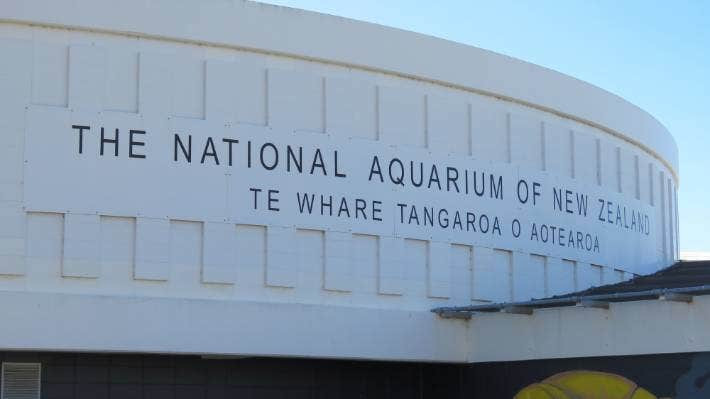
466;293;710;363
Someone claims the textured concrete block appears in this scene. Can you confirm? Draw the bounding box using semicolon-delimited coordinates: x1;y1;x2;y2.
105;49;139;113
172;57;205;119
378;236;404;295
323;231;352;292
378;85;425;147
0;203;26;276
470;97;508;163
325;76;376;140
62;213;100;278
138;52;172;116
205;60;237;123
426;94;469;155
576;262;602;291
547;258;576;296
134;218;170;281
512;252;545;302
0;38;32;128
265;226;296;288
510;113;543;171
544;123;573;177
472;247;511;303
202;222;237;284
32;42;68;107
427;241;451;299
69;45;107;111
268;68;323;133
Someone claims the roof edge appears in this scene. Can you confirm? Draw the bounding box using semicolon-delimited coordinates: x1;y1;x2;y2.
0;0;679;179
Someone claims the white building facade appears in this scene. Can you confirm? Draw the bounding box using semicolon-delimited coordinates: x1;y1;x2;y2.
0;0;679;373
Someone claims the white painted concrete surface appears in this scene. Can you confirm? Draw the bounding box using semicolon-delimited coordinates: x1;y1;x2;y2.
0;0;680;362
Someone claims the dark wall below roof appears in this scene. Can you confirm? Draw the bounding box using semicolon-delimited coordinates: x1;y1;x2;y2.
2;350;708;398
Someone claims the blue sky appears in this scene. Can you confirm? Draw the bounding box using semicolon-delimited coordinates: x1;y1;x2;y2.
263;0;709;252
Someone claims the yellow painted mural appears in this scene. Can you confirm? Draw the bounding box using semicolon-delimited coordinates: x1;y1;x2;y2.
514;370;657;399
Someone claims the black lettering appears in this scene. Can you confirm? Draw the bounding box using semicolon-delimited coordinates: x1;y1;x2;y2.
428;165;441;189
466;213;476;232
128;130;146;159
249;188;261;209
491;175;503;199
287;145;302;172
438;209;449;228
338;197;350;218
201;137;219;165
355;199;367;219
397;203;407;223
410;161;423;187
446;167;460;192
372;200;382;221
389;158;404;186
100;127;119;157
71;125;90;154
174;134;192;162
320;194;333;216
296;192;315;213
222;138;238;166
310;149;327;175
334;150;346;177
260;143;279;170
267;190;279;211
368;156;383;182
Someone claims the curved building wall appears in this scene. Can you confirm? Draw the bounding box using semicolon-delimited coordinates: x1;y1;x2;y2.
0;0;679;362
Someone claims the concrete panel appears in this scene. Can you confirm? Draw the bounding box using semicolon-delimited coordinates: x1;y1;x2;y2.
205;60;238;124
234;58;267;126
0;203;25;276
268;68;323;133
32;42;68;107
138;52;172;116
62;213;100;278
0;38;32;128
323;231;352;292
472;247;511;303
99;216;135;284
427;241;451;299
619;147;637;197
202;222;237;284
576;262;602;291
171;57;205;119
572;130;597;185
510;113;543;171
134;218;170;281
350;233;378;295
426;94;469;155
104;49;138;113
450;244;472;304
68;45;107;111
470;97;508;163
599;140;620;192
404;238;428;299
325;76;376;140
234;224;266;286
169;220;203;290
512;252;545;302
265;226;297;288
547;258;575;296
544;123;573;177
378;85;425;147
378;236;404;295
